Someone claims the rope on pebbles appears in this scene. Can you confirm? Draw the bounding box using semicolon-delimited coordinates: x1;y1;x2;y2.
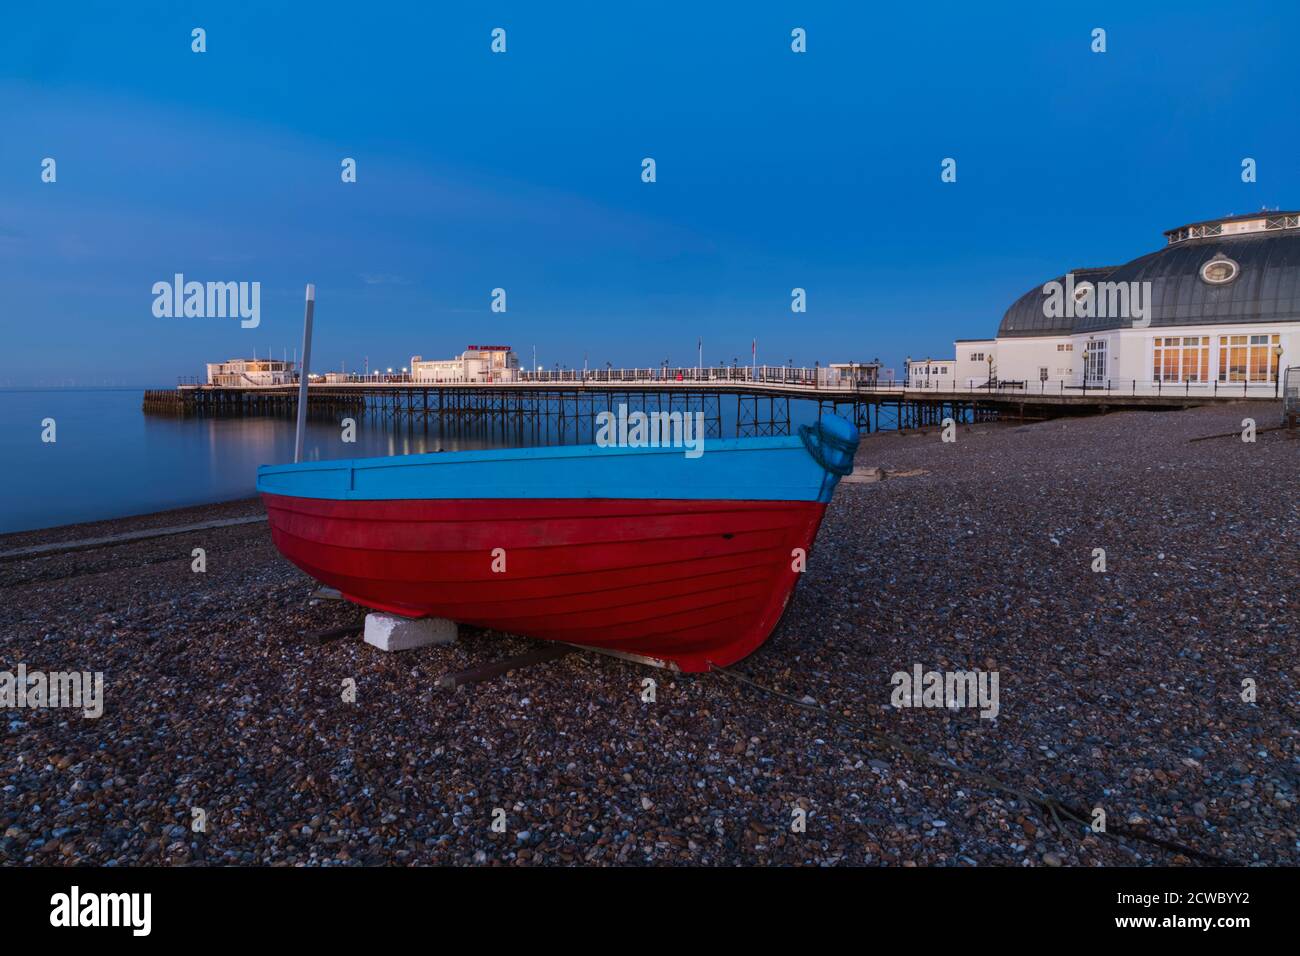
707;664;1242;867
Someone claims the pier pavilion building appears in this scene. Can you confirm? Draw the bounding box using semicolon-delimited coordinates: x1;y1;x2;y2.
409;345;521;384
951;211;1300;390
206;358;295;386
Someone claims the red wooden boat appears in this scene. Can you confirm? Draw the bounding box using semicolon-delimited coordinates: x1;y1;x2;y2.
258;416;858;671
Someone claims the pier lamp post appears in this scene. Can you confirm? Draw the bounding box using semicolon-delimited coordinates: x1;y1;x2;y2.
293;284;315;464
1274;344;1285;398
987;354;994;390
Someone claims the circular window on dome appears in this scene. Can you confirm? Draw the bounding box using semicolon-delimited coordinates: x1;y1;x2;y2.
1072;281;1093;303
1200;256;1239;285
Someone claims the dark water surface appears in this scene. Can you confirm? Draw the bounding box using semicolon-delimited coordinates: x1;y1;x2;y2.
2;388;829;533
0;388;522;533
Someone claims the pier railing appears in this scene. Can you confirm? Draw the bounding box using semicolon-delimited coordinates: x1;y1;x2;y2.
519;365;831;385
304;365;848;386
900;376;1287;399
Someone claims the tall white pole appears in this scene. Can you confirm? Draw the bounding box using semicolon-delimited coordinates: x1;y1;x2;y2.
293;284;315;463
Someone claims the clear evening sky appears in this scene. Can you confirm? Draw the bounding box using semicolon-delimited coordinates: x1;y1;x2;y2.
1;2;1296;386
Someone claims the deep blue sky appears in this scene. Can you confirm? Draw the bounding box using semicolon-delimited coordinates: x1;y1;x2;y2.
2;1;1296;385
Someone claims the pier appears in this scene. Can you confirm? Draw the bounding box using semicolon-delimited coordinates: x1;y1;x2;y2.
143;365;1282;439
142;387;364;418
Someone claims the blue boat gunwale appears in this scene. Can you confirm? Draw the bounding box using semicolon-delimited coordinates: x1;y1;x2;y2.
257;434;805;478
255;417;860;504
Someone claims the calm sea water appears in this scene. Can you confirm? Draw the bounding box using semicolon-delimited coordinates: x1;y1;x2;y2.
1;388;828;533
0;388;524;533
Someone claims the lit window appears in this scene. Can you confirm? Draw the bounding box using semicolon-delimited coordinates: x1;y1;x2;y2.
1154;336;1209;383
1217;333;1280;383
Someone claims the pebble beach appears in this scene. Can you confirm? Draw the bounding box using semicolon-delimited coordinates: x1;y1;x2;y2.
1;400;1296;866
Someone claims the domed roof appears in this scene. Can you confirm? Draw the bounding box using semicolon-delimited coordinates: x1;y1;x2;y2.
998;212;1300;337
